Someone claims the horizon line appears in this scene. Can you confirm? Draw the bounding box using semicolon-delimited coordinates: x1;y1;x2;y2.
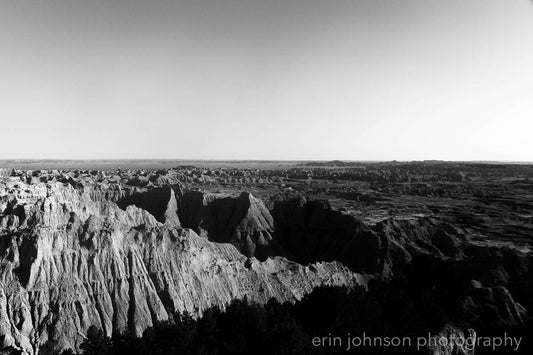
1;159;533;164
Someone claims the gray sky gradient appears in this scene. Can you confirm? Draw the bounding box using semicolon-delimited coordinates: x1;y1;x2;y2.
1;0;533;160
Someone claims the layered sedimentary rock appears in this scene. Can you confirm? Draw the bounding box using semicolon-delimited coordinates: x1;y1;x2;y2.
268;194;383;272
0;165;531;354
267;194;474;276
178;191;276;259
266;194;531;333
0;169;13;178
117;185;181;228
0;181;365;354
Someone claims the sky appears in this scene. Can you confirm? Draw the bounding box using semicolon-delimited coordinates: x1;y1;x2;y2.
1;0;533;161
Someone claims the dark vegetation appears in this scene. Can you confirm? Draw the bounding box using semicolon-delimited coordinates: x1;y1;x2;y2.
67;282;531;355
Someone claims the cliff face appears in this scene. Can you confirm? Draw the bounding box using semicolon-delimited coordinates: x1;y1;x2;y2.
267;194;531;334
267;194;472;276
0;181;365;354
0;173;531;354
178;191;276;259
268;195;383;272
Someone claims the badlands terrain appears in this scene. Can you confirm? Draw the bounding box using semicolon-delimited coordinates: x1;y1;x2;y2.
0;160;531;354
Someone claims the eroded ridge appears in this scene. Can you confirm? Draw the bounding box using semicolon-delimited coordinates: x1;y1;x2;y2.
0;179;364;354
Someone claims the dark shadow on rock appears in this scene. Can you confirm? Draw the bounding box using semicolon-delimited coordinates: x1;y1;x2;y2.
117;186;180;227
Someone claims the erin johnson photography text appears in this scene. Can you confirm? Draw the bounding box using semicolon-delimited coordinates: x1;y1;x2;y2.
312;332;523;352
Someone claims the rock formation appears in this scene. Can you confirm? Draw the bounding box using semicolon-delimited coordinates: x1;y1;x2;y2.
178;191;276;259
0;180;364;354
0;162;531;354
